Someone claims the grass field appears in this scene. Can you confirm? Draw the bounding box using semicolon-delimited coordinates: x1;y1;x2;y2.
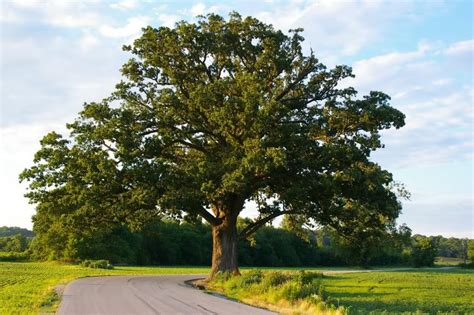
209;268;474;315
322;269;474;314
1;262;473;314
0;262;210;314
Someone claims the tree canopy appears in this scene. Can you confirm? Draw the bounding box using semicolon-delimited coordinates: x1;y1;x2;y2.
20;12;405;277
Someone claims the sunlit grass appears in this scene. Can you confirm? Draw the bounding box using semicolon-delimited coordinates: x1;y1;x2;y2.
2;262;473;314
207;268;474;315
323;268;474;314
0;262;210;314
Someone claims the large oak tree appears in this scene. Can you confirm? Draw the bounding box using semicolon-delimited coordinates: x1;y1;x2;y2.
21;13;405;278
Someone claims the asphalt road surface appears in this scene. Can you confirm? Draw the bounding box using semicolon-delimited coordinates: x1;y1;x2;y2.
57;275;276;315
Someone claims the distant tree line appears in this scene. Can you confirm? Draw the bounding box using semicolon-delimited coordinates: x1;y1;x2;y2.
0;222;472;267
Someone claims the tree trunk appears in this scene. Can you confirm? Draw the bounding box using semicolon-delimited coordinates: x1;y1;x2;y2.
209;214;240;279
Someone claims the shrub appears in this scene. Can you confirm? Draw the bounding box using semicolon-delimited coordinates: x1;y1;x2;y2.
261;271;291;288
225;270;263;290
295;270;323;285
0;251;29;262
81;259;113;269
240;270;263;287
278;281;321;302
412;239;437;267
272;271;326;303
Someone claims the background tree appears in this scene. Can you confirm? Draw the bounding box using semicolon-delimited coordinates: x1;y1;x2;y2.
467;240;474;264
20;12;405;278
412;236;438;267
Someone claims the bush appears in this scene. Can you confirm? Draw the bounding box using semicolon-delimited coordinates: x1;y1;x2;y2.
261;271;291;288
224;270;263;290
412;239;437;267
239;270;263;287
0;251;29;262
277;280;324;302
295;270;323;285
81;259;113;269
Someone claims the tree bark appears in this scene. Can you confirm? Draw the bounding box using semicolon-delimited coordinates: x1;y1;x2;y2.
209;213;240;279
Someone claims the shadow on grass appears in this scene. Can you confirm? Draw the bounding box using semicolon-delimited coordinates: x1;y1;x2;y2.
331;295;460;314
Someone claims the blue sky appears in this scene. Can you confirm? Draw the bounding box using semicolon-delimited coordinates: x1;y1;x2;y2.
1;0;472;237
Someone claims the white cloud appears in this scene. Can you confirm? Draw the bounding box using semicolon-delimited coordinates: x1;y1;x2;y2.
181;2;223;19
1;30;124;126
347;40;474;168
444;39;474;56
78;33;99;51
49;12;100;28
8;0;44;9
99;16;151;39
190;3;207;16
157;13;182;28
4;0;102;28
110;0;137;10
253;0;419;57
0;4;22;22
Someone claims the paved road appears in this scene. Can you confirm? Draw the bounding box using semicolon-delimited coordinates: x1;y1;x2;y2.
57;275;276;315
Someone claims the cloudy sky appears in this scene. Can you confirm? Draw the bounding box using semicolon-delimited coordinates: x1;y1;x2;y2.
1;0;472;237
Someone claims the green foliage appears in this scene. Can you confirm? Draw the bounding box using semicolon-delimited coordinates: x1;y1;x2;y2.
80;259;114;269
0;226;34;238
0;234;30;253
21;217;463;268
412;237;438;267
468;239;474;257
261;271;291;287
437;236;468;258
232;270;263;288
0;251;29;262
20;12;406;273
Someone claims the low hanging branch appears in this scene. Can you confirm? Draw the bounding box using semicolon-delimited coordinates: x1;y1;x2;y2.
238;210;299;240
196;207;222;226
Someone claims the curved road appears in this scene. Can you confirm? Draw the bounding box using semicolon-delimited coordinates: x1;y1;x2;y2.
57;275;276;315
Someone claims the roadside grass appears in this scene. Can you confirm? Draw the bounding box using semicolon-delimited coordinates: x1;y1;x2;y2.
207;270;347;314
0;262;210;314
207;268;474;315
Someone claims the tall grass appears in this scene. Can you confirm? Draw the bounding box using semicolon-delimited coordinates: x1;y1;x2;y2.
208;270;346;315
207;268;474;314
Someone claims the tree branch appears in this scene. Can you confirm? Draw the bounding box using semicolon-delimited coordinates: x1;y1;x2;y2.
196;207;222;226
275;60;316;102
238;210;299;240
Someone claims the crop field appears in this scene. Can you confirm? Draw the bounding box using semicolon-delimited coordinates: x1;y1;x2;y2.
317;269;474;314
0;262;210;314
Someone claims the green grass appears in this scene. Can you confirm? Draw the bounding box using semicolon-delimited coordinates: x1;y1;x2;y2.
323;269;474;314
208;270;346;314
0;262;210;314
2;262;473;314
208;268;474;315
